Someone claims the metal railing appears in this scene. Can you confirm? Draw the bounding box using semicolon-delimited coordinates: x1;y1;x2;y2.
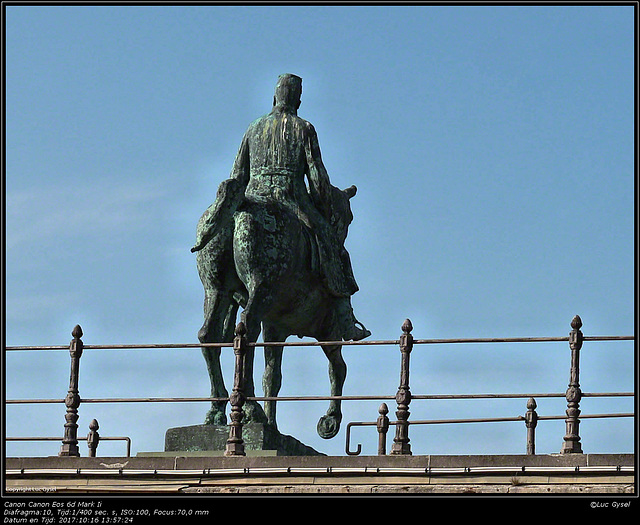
345;400;634;456
5;315;634;457
6;435;132;458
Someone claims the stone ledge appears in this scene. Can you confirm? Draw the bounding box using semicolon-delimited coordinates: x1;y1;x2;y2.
6;453;634;471
4;478;635;494
180;483;636;494
5;454;634;494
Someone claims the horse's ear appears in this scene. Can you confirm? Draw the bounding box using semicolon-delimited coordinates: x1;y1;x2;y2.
343;185;357;199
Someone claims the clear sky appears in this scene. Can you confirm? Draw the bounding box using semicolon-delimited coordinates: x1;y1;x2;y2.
4;4;636;459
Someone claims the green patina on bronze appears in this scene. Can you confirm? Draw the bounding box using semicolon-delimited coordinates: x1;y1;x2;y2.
164;423;325;456
192;74;369;440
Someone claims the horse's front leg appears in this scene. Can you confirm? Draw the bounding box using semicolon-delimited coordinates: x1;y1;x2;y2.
317;343;346;439
262;323;286;430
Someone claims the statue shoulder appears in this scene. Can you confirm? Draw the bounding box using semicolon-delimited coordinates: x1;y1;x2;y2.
247;114;268;132
242;115;271;144
299;117;314;131
297;118;317;139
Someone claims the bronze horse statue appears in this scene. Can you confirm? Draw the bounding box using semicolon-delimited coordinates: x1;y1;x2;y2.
195;184;360;439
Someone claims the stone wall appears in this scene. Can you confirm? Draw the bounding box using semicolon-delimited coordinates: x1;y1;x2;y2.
5;453;634;495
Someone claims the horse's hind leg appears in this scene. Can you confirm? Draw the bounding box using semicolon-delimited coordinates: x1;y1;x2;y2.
262;323;287;430
238;292;269;425
317;343;346;439
199;289;235;425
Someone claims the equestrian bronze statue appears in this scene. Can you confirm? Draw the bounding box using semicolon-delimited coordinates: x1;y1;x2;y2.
192;74;369;439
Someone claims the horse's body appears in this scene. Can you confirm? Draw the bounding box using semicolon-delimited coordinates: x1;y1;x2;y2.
196;187;357;439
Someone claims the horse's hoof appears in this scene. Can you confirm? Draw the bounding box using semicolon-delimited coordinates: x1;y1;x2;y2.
204;409;227;426
317;414;341;439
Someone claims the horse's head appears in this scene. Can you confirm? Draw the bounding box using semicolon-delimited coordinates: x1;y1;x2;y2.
343;185;357;199
329;184;358;245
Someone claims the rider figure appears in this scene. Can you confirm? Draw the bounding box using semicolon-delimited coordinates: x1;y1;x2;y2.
192;74;370;341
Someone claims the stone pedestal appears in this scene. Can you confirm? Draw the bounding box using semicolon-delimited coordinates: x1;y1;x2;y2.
164;423;325;456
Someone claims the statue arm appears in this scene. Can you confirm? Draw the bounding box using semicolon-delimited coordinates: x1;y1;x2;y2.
230;131;250;184
304;123;332;220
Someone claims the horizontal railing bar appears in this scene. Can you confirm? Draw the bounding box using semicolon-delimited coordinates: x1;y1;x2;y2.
415;392;634;399
416;337;566;344
416;336;635;344
408;416;524;425
6;399;66;404
6;436;131;441
581;392;636;397
5;335;633;352
406;413;634;425
6;392;633;405
537;413;635;421
348;412;634;428
5;345;70;351
583;336;635;341
3;340;394;351
4;343;232;351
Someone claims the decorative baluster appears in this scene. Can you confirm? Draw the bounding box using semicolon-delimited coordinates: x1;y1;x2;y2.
59;325;84;457
225;322;247;456
390;319;413;455
525;397;538;455
377;403;390;455
87;419;100;457
561;315;584;454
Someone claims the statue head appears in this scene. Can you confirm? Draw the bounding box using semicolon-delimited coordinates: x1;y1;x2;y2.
273;74;302;112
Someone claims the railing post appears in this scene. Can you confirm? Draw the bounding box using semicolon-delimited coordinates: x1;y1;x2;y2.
59;325;83;457
390;319;413;455
225;322;247;456
525;397;538;455
87;419;100;457
376;403;390;455
561;315;584;454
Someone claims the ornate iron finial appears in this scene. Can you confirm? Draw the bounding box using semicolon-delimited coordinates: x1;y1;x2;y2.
400;319;414;354
571;315;582;330
235;322;247;337
72;325;83;339
377;403;390;455
87;419;100;457
525;397;539;455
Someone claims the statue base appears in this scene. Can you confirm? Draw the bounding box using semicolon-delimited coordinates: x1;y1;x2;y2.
163;423;325;456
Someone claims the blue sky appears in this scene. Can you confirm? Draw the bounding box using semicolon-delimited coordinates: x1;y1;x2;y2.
4;4;636;458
